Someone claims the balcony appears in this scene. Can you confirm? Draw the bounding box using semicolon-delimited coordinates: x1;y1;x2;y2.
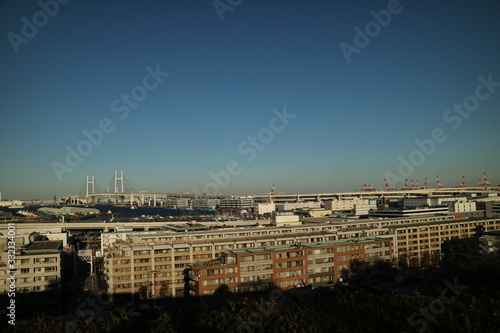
188;271;199;281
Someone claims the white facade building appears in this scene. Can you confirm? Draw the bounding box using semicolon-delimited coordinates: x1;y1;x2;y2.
276;202;321;211
448;201;476;213
403;196;466;208
256;203;276;215
354;203;377;216
325;198;369;211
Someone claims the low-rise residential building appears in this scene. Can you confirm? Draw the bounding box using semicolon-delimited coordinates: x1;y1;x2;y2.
187;237;392;296
0;240;64;315
101;216;500;298
0;240;63;294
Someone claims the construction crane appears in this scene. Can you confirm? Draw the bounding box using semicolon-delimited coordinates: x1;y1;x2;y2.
268;184;276;196
356;184;379;192
483;172;491;186
458;176;466;188
384;178;397;191
401;179;411;191
436;175;444;189
476;172;491;187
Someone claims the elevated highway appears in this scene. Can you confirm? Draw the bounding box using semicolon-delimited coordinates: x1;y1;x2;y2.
66;187;500;205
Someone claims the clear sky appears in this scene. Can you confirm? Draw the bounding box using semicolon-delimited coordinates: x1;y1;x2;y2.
1;0;499;200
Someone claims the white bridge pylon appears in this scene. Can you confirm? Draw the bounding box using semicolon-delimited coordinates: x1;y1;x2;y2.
79;171;129;204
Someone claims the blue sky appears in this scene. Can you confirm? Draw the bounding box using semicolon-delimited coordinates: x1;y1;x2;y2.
1;0;499;199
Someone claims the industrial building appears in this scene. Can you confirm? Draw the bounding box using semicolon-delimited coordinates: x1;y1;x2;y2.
324;198;371;211
191;198;220;210
165;198;192;209
276;202;321;211
219;198;254;209
401;196;466;209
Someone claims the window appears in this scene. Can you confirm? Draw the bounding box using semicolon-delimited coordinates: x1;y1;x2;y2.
255;264;272;271
154;249;171;254
255;254;272;261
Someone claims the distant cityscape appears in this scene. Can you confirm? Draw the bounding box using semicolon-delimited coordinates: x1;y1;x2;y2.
1;171;499;328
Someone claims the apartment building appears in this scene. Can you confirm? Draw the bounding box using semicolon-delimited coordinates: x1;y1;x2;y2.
0;240;63;294
390;218;500;267
101;216;500;298
187;237;392;296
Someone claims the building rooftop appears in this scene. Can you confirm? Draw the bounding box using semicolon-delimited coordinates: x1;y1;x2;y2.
23;240;62;254
223;237;390;255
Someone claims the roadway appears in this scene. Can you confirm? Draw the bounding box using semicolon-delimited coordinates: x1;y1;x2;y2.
67;187;500;205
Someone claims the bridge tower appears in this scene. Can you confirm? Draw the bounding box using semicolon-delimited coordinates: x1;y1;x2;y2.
114;171;124;193
114;171;124;204
86;176;95;204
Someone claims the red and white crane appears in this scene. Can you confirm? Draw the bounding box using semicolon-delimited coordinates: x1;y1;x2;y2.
436;175;444;189
459;176;466;188
384;178;397;191
483;172;491;186
477;172;491;187
269;183;276;196
401;179;411;191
